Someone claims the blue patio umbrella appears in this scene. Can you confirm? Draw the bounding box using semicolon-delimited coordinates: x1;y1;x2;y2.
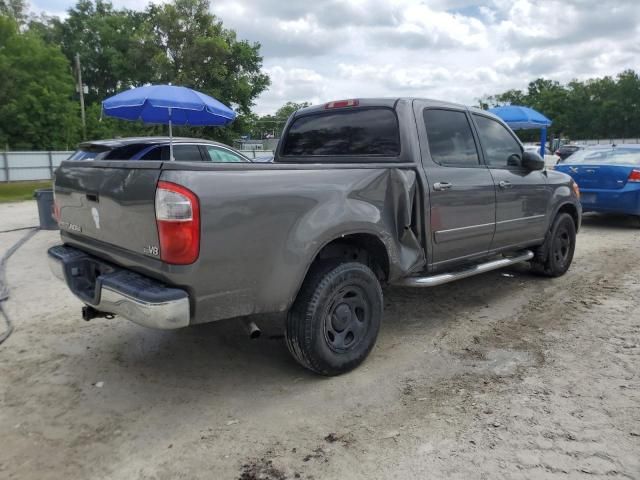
488;105;552;157
102;85;236;160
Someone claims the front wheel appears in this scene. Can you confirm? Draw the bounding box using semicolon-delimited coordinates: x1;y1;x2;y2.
285;261;383;376
530;212;576;277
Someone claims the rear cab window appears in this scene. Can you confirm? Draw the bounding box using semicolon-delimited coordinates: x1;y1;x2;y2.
281;107;400;160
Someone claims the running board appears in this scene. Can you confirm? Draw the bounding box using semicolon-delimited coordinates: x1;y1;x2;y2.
392;250;534;288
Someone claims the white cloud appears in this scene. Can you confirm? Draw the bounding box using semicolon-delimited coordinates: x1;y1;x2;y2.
34;0;640;115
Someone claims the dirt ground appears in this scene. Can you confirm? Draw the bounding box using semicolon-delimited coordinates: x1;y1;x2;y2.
0;201;638;480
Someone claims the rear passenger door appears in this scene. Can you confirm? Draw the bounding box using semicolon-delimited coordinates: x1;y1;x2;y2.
471;113;550;251
415;103;496;269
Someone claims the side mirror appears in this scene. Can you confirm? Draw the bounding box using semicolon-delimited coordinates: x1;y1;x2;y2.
522;150;545;171
507;153;522;167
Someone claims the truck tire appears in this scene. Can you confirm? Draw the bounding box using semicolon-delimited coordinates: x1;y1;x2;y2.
285;261;383;376
530;212;576;277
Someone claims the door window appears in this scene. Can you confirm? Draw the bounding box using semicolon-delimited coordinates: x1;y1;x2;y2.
141;145;203;161
172;145;203;161
205;146;248;162
140;146;168;160
423;109;480;167
473;115;523;168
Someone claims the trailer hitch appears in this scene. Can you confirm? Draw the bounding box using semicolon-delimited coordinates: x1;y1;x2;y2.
82;305;115;321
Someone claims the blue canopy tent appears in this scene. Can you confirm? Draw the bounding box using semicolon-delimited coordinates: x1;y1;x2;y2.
488;106;552;158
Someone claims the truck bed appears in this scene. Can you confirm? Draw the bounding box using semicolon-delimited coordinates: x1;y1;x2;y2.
55;160;425;324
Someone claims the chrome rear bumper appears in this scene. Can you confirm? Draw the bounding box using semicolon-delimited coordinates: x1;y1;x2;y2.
48;245;190;329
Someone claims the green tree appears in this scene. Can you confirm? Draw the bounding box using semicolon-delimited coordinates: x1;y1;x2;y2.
50;0;270;144
51;0;155;104
0;15;78;149
480;71;640;140
614;70;640;138
494;89;527;106
143;0;269;115
275;101;310;119
250;101;311;139
0;0;26;23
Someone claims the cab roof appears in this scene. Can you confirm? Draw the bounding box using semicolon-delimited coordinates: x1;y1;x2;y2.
292;97;500;120
78;136;228;150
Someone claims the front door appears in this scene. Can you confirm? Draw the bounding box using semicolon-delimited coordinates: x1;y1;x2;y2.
471;113;550;251
415;103;496;269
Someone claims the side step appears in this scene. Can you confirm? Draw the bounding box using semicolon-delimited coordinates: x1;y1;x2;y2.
392;250;534;288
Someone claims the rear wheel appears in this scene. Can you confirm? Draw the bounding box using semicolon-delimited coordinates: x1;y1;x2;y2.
285;261;383;376
530;213;576;277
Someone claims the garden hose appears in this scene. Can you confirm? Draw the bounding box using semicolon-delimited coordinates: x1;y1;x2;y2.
0;228;38;345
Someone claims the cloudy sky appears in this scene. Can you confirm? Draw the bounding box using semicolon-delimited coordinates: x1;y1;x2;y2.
33;0;640;115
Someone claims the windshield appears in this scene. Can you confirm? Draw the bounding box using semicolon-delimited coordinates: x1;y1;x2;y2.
563;147;640;165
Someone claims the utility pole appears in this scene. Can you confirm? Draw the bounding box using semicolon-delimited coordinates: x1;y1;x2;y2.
75;53;86;139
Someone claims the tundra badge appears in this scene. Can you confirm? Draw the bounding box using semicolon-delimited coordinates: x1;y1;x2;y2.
58;221;81;232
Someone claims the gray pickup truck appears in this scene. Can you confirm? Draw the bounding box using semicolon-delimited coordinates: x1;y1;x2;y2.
49;98;581;375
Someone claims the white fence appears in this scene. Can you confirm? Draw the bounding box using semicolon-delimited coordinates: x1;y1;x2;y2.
0;150;275;182
0;151;71;182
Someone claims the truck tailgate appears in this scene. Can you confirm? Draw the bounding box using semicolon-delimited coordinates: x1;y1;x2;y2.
54;160;162;259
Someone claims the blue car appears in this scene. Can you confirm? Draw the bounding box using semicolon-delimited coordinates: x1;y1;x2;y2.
555;145;640;220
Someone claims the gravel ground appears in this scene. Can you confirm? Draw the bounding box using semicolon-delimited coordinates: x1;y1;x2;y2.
0;201;638;480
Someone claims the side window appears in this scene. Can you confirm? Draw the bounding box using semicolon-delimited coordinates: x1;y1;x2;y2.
104;144;147;160
473;115;523;168
140;146;168;161
172;145;203;162
206;146;247;163
423;109;480;167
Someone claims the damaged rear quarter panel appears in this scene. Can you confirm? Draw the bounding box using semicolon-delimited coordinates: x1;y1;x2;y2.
159;165;425;323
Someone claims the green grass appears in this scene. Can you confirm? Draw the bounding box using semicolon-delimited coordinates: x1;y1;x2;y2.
0;181;53;203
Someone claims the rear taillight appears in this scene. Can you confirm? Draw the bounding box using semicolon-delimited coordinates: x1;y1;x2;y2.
52;189;60;223
571;180;580;199
155;181;200;265
628;169;640;183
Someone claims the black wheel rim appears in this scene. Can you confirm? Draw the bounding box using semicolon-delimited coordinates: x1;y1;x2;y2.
323;286;370;353
552;226;571;266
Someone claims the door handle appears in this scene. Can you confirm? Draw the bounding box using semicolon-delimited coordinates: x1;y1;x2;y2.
498;180;512;189
433;182;452;191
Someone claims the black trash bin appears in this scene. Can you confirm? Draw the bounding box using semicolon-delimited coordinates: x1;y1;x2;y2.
33;188;58;230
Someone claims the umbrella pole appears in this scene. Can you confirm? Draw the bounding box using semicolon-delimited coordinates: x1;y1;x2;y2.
169;107;174;161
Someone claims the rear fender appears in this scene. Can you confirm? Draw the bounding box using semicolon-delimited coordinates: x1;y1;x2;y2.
259;168;426;312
